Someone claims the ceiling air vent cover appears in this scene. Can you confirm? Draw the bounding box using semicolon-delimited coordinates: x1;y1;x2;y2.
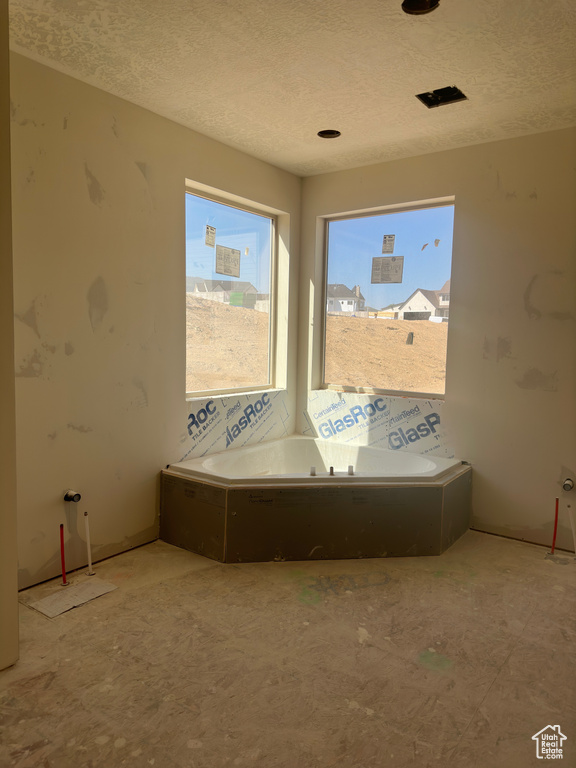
416;86;467;108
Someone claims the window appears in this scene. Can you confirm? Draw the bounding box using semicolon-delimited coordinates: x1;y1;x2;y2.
185;189;275;395
323;201;454;397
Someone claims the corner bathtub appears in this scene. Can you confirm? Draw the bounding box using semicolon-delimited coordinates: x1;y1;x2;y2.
160;436;472;562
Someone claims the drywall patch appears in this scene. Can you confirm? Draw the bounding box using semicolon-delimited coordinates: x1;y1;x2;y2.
10;100;41;127
67;423;93;433
516;368;558;392
524;275;541;320
15;298;41;337
64;342;74;356
16;349;44;378
524;272;574;322
496;337;512;361
132;379;148;408
84;164;106;207
87;277;109;331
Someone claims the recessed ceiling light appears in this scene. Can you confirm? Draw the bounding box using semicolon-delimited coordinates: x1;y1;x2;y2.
402;0;440;14
416;86;468;108
317;129;341;139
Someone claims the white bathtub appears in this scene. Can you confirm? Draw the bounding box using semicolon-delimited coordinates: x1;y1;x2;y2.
161;435;472;562
167;435;462;487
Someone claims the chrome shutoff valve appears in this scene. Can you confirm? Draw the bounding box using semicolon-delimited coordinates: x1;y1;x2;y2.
562;478;574;492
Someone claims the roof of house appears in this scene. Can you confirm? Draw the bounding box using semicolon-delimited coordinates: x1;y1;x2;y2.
439;279;451;294
399;288;441;310
186;276;257;293
327;284;365;301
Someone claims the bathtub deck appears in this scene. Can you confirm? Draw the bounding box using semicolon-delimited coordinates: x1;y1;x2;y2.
160;465;472;562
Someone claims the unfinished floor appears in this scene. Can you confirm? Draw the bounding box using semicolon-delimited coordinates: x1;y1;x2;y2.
1;531;575;768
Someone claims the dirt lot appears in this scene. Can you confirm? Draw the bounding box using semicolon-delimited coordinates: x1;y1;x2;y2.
186;295;448;394
186;295;269;392
325;314;448;394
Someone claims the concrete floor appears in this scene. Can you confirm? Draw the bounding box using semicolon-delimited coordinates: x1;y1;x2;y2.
1;531;575;768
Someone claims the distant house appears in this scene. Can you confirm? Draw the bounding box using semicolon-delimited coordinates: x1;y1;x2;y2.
327;284;365;314
395;279;451;320
378;302;403;319
186;276;259;308
436;279;450;317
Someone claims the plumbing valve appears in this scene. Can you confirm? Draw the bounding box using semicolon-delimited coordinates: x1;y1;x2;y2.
64;490;82;502
562;478;574;492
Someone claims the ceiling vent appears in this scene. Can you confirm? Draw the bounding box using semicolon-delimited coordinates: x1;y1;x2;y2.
416;86;467;108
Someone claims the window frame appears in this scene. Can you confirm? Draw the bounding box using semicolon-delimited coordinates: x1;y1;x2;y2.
184;181;285;400
320;197;455;401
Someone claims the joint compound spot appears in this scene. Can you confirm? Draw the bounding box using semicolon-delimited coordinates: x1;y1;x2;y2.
524;272;574;322
496;337;512;361
516;368;558;392
524;275;541;320
87;277;109;331
15;299;41;337
67;423;93;433
64;342;74;356
132;379;148;408
84;164;106;207
16;349;44;377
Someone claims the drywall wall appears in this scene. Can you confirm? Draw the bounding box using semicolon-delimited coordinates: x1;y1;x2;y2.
0;0;19;668
10;53;301;589
299;128;576;551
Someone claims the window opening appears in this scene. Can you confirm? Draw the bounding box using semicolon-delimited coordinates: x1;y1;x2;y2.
323;202;454;397
185;191;274;395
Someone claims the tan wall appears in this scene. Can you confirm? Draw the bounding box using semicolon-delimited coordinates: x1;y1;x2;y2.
299;129;576;550
10;54;301;588
0;0;18;668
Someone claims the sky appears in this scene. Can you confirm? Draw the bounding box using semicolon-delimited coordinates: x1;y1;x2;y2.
185;193;271;292
186;193;455;308
327;204;454;309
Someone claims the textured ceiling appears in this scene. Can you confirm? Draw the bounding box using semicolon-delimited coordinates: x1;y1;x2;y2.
8;0;576;176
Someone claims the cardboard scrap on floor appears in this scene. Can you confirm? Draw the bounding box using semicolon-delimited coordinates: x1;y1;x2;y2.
28;578;117;618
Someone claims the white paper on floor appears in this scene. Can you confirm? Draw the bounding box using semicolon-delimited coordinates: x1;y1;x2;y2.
29;578;117;618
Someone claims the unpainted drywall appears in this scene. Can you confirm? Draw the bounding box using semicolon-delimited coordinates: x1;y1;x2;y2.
0;0;18;668
10;53;300;589
299;129;576;551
